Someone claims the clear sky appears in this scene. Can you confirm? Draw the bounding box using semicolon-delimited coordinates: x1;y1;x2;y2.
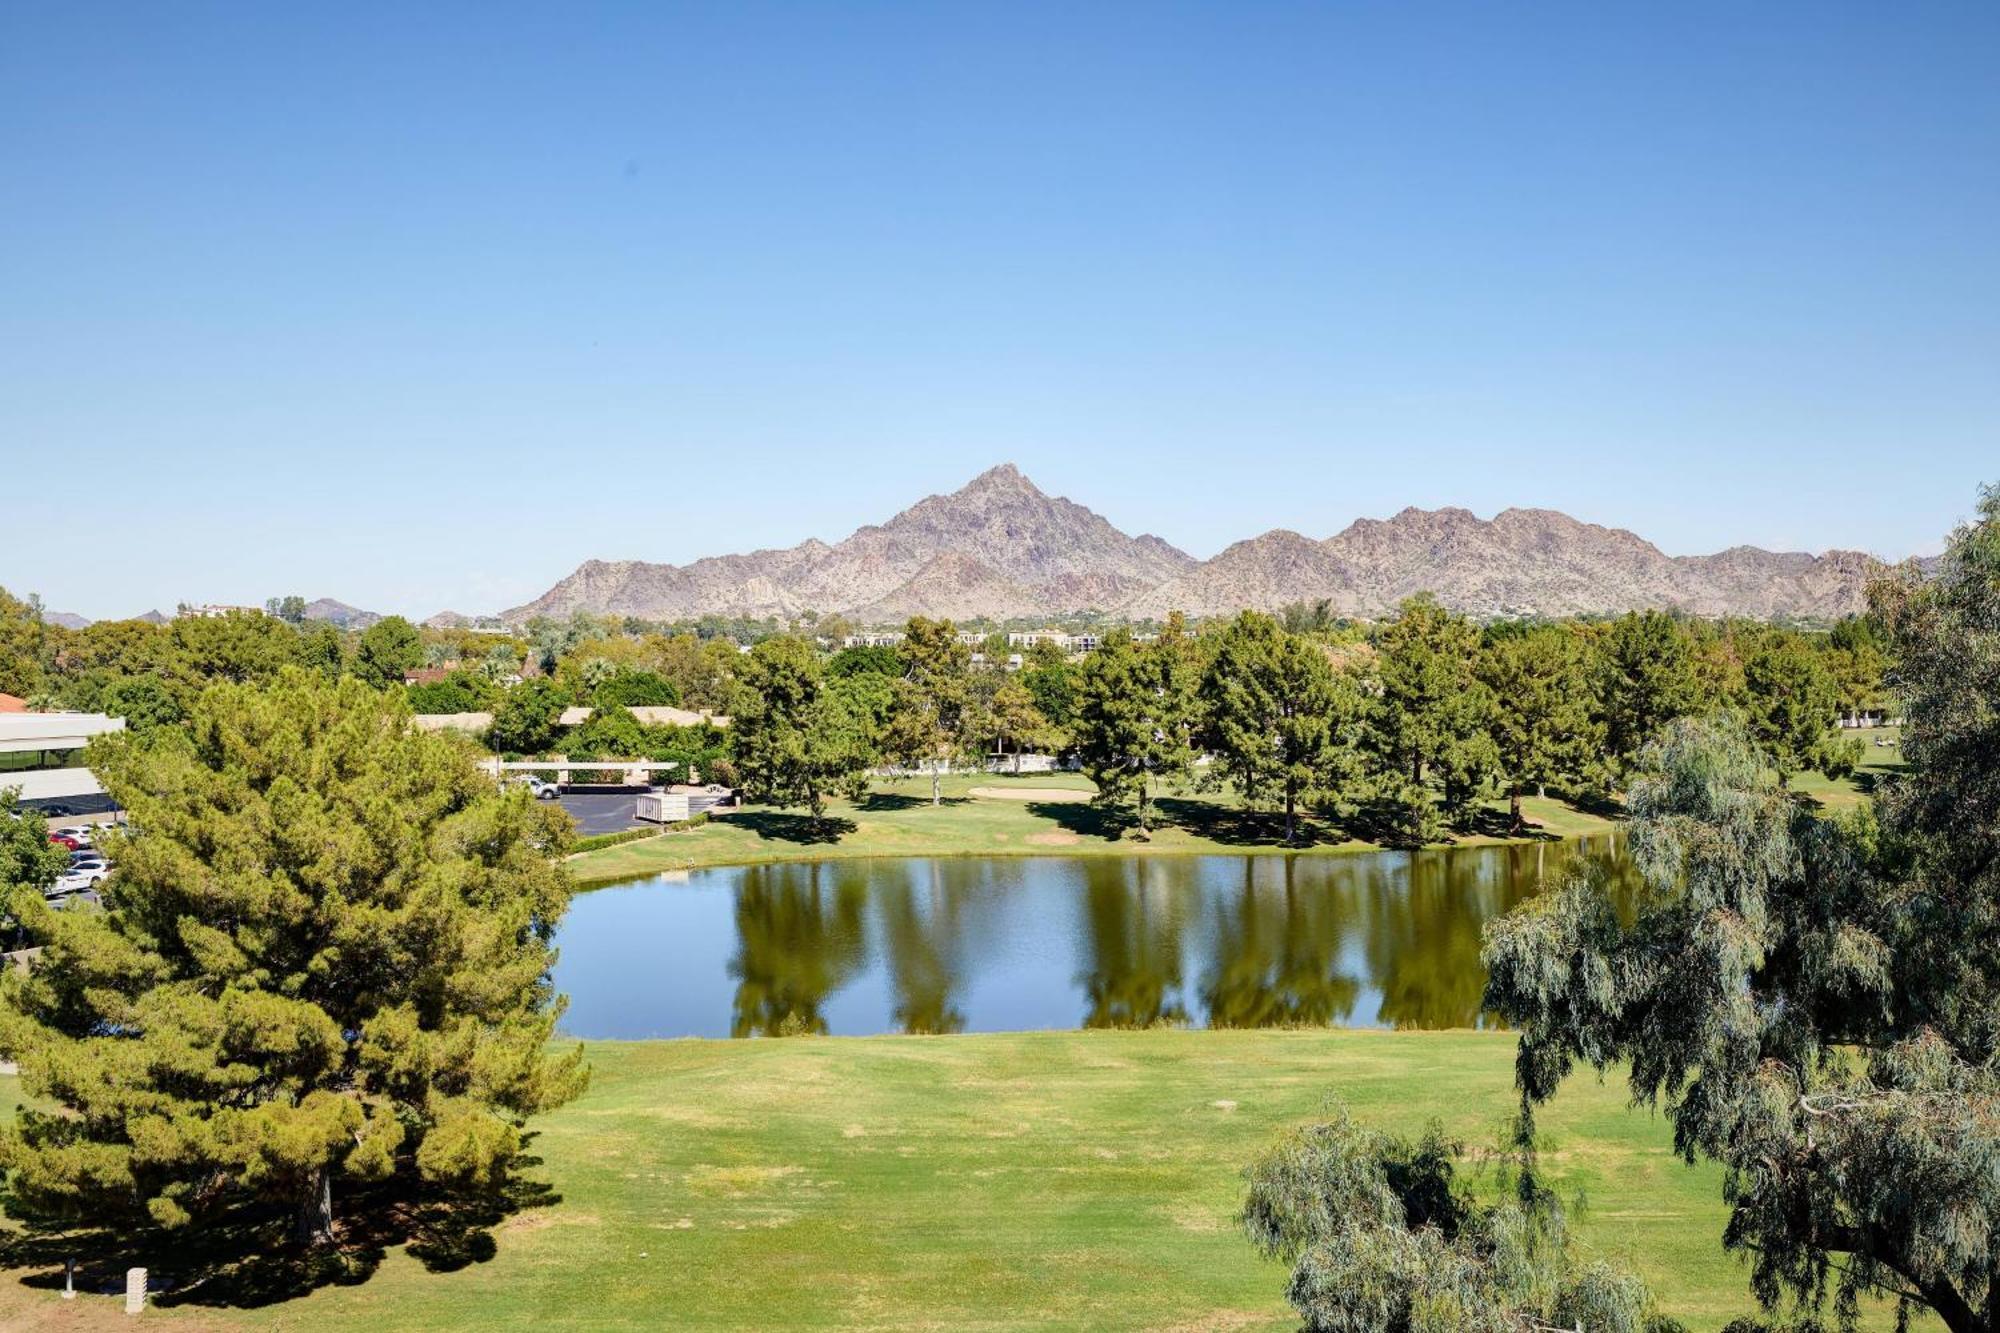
4;2;1996;621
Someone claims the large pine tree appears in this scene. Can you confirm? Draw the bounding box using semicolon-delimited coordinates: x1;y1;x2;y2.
0;669;588;1252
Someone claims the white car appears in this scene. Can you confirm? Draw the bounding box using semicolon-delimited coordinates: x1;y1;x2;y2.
50;865;106;896
54;825;94;847
513;777;561;800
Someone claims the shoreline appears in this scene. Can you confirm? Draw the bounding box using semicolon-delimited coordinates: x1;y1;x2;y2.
565;812;1620;890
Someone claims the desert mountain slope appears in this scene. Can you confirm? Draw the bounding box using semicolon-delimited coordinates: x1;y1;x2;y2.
506;467;1895;624
504;464;1193;623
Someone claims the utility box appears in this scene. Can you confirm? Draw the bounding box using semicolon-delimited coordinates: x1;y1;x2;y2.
637;792;691;824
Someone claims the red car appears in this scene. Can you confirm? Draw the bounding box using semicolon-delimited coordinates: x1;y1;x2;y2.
48;833;82;852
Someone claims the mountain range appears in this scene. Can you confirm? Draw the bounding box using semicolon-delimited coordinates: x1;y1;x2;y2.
502;465;1897;626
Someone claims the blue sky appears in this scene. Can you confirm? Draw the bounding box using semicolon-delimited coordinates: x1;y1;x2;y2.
3;2;1996;620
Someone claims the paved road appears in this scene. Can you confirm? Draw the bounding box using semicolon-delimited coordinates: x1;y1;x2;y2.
557;791;647;836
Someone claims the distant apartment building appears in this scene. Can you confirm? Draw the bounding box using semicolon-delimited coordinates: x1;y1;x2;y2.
1005;630;1100;654
178;603;264;619
842;632;905;648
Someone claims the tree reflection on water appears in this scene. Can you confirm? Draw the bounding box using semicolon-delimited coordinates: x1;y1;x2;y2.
675;838;1635;1038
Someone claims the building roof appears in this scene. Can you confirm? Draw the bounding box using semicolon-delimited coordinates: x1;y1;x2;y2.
0;711;126;754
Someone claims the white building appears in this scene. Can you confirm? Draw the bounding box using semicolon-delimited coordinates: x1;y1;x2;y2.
0;711;125;810
177;603;264;619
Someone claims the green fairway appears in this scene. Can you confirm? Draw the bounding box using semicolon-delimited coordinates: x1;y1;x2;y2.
3;1030;1787;1332
569;771;1620;888
1787;725;1906;813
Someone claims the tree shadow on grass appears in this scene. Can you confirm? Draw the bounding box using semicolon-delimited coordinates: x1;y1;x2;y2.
722;811;859;844
1454;806;1564;843
1154;798;1343;849
1029;796;1345;849
1564;788;1627;819
1;1149;559;1311
854;792;969;813
1028;800;1139;842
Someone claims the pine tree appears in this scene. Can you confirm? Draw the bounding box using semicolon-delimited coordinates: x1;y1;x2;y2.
1369;596;1495;835
1741;632;1857;782
1595;610;1705;772
0;670;588;1253
1200;611;1362;845
1477;625;1597;830
1074;625;1195;838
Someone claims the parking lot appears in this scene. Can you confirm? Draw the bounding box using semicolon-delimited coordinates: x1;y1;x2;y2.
555;790;649;837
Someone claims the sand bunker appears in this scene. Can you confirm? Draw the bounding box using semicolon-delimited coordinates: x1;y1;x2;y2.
969;786;1093;803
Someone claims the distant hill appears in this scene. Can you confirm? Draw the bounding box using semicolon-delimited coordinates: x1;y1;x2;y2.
504;464;1193;623
498;464;1902;625
45;610;91;630
301;598;382;629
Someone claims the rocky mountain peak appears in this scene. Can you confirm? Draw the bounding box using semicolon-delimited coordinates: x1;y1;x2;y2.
500;471;1890;626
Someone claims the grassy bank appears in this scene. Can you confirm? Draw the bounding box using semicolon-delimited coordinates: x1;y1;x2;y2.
2;1029;1784;1332
568;771;1620;888
568;729;1906;888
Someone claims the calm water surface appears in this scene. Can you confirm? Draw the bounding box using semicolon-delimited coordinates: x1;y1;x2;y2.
551;837;1631;1039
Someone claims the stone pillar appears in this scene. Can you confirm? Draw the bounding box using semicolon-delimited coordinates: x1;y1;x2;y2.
124;1266;146;1314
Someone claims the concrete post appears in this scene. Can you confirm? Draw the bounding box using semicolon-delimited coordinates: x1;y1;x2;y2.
124;1266;146;1314
62;1257;74;1299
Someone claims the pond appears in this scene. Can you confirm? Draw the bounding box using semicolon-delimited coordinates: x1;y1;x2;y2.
551;836;1634;1039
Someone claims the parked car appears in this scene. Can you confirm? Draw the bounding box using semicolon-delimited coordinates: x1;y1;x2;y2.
50;865;106;896
68;854;108;874
53;825;94;847
512;776;561;800
48;833;82;852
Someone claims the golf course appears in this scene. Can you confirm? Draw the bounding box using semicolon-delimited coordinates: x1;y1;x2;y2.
2;1031;1774;1331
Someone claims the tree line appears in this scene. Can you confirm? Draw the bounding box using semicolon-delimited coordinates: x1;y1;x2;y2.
0;585;1888;843
726;599;1889;844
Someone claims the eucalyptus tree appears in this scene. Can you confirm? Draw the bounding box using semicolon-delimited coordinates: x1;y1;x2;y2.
0;584;49;697
1200;611;1362;845
352;615;424;689
0;671;587;1251
0;791;69;895
1021;638;1079;730
1479;486;2000;1333
885;616;977;805
486;678;569;755
1242;1104;1673;1332
986;676;1058;774
731;636;875;823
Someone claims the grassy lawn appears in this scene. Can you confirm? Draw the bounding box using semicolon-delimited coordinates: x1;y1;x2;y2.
569;772;1620;888
571;728;1907;888
0;1030;1796;1332
1788;725;1906;813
